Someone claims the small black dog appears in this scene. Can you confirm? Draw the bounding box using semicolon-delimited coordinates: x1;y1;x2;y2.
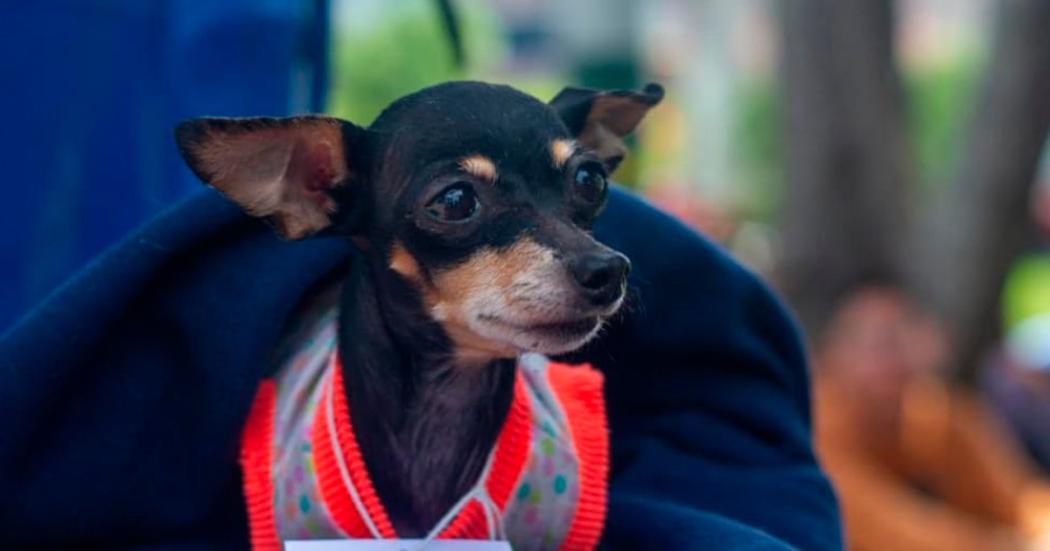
176;81;661;543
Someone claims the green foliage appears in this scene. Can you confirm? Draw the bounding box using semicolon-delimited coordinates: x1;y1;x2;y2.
1003;255;1050;328
732;53;982;223
327;3;504;124
903;54;983;190
329;7;460;123
732;78;782;221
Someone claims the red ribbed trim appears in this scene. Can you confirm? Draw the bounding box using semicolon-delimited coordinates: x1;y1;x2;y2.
440;373;532;539
309;355;536;540
311;356;398;538
240;380;281;551
547;363;609;551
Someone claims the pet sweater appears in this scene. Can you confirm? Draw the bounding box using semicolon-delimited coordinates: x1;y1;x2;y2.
240;284;608;550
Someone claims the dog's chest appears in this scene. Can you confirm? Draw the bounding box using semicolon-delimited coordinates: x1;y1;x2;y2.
239;283;608;550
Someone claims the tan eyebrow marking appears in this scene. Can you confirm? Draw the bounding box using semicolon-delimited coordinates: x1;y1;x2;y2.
388;240;422;282
458;155;497;183
551;138;578;168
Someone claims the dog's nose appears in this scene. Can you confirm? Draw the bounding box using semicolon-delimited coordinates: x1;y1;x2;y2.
569;251;631;306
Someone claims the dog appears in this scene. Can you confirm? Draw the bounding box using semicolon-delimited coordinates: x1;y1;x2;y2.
175;80;662;548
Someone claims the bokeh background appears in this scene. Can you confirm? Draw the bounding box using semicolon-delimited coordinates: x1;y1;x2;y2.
3;1;1050;548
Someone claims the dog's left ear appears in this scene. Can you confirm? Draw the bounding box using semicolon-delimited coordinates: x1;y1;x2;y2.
549;82;663;172
175;115;367;240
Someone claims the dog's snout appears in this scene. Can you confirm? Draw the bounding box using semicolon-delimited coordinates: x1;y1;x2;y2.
569;251;630;306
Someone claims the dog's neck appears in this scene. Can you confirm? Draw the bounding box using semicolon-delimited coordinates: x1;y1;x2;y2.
336;252;517;536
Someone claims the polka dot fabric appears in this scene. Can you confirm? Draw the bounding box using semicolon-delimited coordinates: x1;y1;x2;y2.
501;354;583;550
268;284;345;540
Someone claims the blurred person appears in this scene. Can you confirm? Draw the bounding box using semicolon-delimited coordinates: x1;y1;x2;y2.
984;253;1050;475
983;336;1050;477
814;286;1050;550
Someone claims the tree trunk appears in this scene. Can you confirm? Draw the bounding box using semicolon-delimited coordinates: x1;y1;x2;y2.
912;0;1050;382
777;0;915;338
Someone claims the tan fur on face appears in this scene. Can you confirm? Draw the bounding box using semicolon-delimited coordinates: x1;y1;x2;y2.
412;238;581;365
551;139;578;168
458;155;497;183
388;242;512;364
388;241;422;282
386;239;525;363
425;239;553;316
390;235;621;365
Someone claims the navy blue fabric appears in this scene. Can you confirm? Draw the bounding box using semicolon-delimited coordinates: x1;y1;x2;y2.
0;0;328;331
0;187;842;550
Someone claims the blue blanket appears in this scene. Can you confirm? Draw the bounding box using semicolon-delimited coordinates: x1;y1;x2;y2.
0;187;841;550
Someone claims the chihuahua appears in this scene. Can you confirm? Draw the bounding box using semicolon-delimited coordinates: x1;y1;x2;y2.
176;81;662;542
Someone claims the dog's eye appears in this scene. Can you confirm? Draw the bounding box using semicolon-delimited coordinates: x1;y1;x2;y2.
573;162;608;203
426;183;480;223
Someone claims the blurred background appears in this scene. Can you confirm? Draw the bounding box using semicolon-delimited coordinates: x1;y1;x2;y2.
3;1;1050;548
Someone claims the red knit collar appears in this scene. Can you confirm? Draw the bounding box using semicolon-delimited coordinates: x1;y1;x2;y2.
310;353;533;539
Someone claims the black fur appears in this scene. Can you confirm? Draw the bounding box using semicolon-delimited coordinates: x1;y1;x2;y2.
338;82;594;533
337;251;517;533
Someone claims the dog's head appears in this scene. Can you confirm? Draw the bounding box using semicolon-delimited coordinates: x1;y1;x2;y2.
176;81;662;363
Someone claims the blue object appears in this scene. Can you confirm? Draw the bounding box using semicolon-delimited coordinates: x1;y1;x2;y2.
0;0;328;331
0;186;842;549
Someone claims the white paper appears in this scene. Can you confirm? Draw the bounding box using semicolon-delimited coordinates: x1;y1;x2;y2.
285;540;513;551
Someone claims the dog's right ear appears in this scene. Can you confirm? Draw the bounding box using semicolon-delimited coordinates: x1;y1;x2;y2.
549;83;663;173
175;116;367;240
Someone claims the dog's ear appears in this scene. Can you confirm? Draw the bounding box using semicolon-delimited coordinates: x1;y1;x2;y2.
549;83;663;172
175;116;367;240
